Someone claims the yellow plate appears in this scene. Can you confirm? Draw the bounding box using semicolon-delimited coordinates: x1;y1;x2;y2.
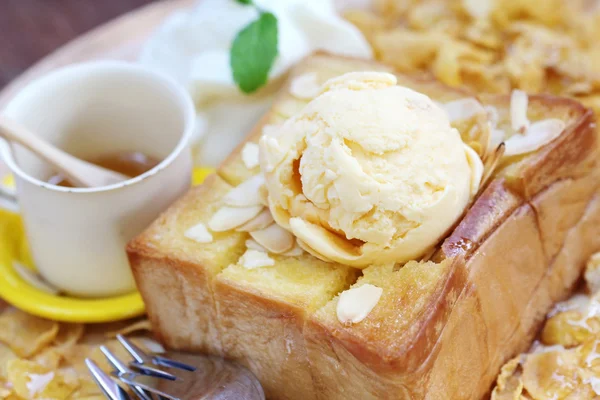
0;167;214;323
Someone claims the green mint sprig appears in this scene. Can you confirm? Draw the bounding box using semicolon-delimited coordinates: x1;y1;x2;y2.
230;0;279;94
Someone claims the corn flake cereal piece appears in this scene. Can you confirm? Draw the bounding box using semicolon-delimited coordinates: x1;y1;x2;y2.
406;0;453;30
7;359;78;399
104;319;152;338
53;323;85;350
32;348;63;370
346;0;600;106
541;309;600;348
374;29;440;72
577;94;600;116
343;10;386;43
69;377;103;398
60;344;102;377
521;349;580;399
0;344;16;381
0;309;59;357
490;356;524;399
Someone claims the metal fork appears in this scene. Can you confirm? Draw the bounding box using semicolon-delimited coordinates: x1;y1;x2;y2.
86;334;265;400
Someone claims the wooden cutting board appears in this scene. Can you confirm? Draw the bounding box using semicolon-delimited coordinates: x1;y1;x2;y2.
0;0;194;110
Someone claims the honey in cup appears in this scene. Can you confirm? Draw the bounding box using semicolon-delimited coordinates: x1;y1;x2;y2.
47;151;160;187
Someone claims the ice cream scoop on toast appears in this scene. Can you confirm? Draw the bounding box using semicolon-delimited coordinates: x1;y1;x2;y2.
127;54;600;400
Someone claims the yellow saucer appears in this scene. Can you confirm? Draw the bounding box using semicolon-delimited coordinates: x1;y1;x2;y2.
0;167;214;323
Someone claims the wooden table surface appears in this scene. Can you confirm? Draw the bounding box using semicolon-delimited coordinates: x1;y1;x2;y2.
0;0;158;89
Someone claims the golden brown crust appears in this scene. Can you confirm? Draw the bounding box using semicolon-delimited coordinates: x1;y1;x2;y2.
531;153;600;260
214;279;315;400
441;179;521;260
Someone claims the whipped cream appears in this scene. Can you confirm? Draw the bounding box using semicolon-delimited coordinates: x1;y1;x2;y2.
140;0;372;166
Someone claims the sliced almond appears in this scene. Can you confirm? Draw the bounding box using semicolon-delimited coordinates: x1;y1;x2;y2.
466;113;493;161
208;205;263;232
236;209;274;232
259;134;281;173
261;124;280;138
464;144;484;197
510;89;530;133
250;223;295;254
283;242;304;257
242;142;260;170
223;175;265;207
490;128;506;148
13;262;60;295
443;98;485;122
290;218;364;267
504;119;566;157
485;105;499;127
297;238;332;262
184;222;213;243
290;72;321;100
239;249;275;269
336;284;383;324
259;185;270;206
246;239;267;252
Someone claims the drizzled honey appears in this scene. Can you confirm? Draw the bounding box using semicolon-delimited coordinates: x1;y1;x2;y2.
47;151;160;187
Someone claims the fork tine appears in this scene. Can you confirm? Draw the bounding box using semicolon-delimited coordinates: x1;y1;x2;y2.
129;363;178;381
116;335;177;381
101;345;129;374
119;372;181;400
116;335;194;373
152;355;195;372
100;346;155;400
86;358;131;400
116;334;152;364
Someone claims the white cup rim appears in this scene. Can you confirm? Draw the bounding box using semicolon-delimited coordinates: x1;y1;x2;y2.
0;61;196;194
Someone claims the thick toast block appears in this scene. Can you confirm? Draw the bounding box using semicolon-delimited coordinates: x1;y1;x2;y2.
127;175;247;353
215;256;357;400
128;54;599;399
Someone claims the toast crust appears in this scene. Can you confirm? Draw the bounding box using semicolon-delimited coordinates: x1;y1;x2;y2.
214;279;316;400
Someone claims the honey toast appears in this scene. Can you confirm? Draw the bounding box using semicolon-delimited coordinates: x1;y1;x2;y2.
127;54;599;399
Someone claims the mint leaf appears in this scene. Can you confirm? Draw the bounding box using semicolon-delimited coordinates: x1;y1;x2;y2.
230;12;278;94
235;0;253;4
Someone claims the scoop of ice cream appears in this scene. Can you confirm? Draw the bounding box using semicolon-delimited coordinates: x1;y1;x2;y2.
259;72;482;268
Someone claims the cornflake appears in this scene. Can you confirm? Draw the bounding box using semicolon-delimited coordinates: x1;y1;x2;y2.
344;0;600;116
491;252;600;398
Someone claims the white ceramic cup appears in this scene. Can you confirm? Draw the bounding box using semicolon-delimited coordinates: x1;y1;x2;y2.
0;61;195;298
